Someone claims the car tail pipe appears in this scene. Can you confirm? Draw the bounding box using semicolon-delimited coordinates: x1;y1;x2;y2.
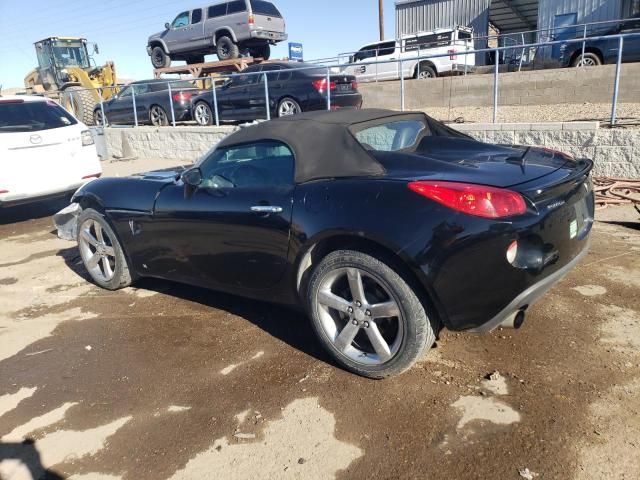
499;308;526;330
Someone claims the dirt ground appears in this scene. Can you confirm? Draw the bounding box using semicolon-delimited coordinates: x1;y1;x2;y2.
0;159;639;480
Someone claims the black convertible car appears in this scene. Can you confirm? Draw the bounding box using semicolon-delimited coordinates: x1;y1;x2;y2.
54;109;594;378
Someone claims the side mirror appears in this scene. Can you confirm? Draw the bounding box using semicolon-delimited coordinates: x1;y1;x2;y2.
165;22;171;30
182;168;202;187
349;55;355;63
93;43;100;55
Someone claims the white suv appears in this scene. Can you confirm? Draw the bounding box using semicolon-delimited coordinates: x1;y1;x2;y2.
0;96;102;207
343;26;475;82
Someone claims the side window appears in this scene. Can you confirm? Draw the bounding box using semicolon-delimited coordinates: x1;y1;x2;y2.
354;45;377;62
377;41;396;56
191;8;203;24
208;3;227;18
259;65;281;82
235;66;261;84
277;69;292;81
172;11;190;28
199;141;295;189
118;86;132;97
227;0;246;14
132;84;150;95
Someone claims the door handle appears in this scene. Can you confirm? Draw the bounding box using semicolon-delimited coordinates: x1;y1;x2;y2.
251;206;283;213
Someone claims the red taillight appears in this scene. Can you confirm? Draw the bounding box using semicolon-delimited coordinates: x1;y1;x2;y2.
448;49;458;60
351;80;358;90
172;92;194;102
82;173;102;180
248;13;255;25
408;181;527;218
0;189;9;194
0;99;24;104
312;79;336;93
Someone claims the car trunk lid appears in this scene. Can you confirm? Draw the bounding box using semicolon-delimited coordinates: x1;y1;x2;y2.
377;136;581;188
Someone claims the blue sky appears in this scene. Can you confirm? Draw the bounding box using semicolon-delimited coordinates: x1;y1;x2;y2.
0;0;397;88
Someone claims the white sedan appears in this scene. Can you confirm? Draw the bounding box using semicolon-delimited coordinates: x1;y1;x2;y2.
0;95;102;207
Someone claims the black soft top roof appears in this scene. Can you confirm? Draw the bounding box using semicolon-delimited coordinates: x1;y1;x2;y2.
217;109;435;183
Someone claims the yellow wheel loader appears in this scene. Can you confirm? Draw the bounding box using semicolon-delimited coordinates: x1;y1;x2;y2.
24;37;118;125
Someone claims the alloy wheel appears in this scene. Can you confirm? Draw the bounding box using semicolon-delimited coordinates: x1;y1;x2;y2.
79;219;116;283
316;267;404;365
579;56;597;67
194;103;211;125
418;70;434;79
150;106;168;126
278;99;300;117
94;109;106;126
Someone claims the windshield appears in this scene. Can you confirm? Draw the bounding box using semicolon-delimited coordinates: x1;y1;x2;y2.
352;120;427;152
250;0;281;17
51;40;90;68
0;100;78;133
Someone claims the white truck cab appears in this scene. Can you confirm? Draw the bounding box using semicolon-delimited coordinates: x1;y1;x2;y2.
343;26;475;82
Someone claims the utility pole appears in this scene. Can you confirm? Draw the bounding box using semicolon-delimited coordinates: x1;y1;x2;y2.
379;0;384;41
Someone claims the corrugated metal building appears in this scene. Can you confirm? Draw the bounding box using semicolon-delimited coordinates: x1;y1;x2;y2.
395;0;639;63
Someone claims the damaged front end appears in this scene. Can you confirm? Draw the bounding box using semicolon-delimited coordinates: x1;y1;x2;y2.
53;203;83;241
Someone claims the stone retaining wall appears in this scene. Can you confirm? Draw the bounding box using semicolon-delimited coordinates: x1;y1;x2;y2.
99;122;639;178
359;63;640;109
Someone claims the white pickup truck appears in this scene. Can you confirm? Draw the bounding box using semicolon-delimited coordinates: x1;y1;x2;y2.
342;26;475;82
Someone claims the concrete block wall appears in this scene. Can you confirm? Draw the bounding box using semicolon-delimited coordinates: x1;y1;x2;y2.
453;122;640;178
101;126;239;162
359;63;640;109
98;123;639;179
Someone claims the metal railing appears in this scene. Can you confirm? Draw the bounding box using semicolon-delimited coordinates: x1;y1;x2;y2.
53;30;639;129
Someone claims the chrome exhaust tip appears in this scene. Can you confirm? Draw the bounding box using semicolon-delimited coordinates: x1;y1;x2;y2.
500;310;526;330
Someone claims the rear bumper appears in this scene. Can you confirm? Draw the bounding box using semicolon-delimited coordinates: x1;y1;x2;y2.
306;93;363;111
469;240;590;333
451;63;475;73
250;30;287;42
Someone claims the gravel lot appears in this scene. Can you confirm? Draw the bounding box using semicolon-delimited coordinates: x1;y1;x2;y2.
427;102;640;125
0;158;639;480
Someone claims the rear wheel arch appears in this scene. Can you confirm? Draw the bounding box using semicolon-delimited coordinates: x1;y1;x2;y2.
570;47;604;66
295;234;444;331
214;28;237;44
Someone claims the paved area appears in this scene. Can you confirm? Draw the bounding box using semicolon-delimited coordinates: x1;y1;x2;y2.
0;159;639;480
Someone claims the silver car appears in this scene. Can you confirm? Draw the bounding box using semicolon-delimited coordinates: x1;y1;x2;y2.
147;0;287;68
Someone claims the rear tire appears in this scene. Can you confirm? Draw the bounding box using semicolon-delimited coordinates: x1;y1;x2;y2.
277;97;301;117
61;86;95;125
77;208;132;290
193;101;214;126
151;46;171;68
307;250;436;379
149;105;169;126
216;36;240;60
250;44;271;60
570;52;602;67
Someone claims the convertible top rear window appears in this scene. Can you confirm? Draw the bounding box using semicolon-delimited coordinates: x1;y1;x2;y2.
0;100;77;133
352;120;427;152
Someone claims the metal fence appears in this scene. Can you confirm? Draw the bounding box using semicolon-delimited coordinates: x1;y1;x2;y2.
55;30;640;130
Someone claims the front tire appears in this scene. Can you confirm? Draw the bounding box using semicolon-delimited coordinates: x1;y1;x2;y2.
77;208;132;290
193;101;214;126
151;46;171;68
61;86;95;125
307;250;435;378
415;63;437;79
216;36;240;60
93;108;108;127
